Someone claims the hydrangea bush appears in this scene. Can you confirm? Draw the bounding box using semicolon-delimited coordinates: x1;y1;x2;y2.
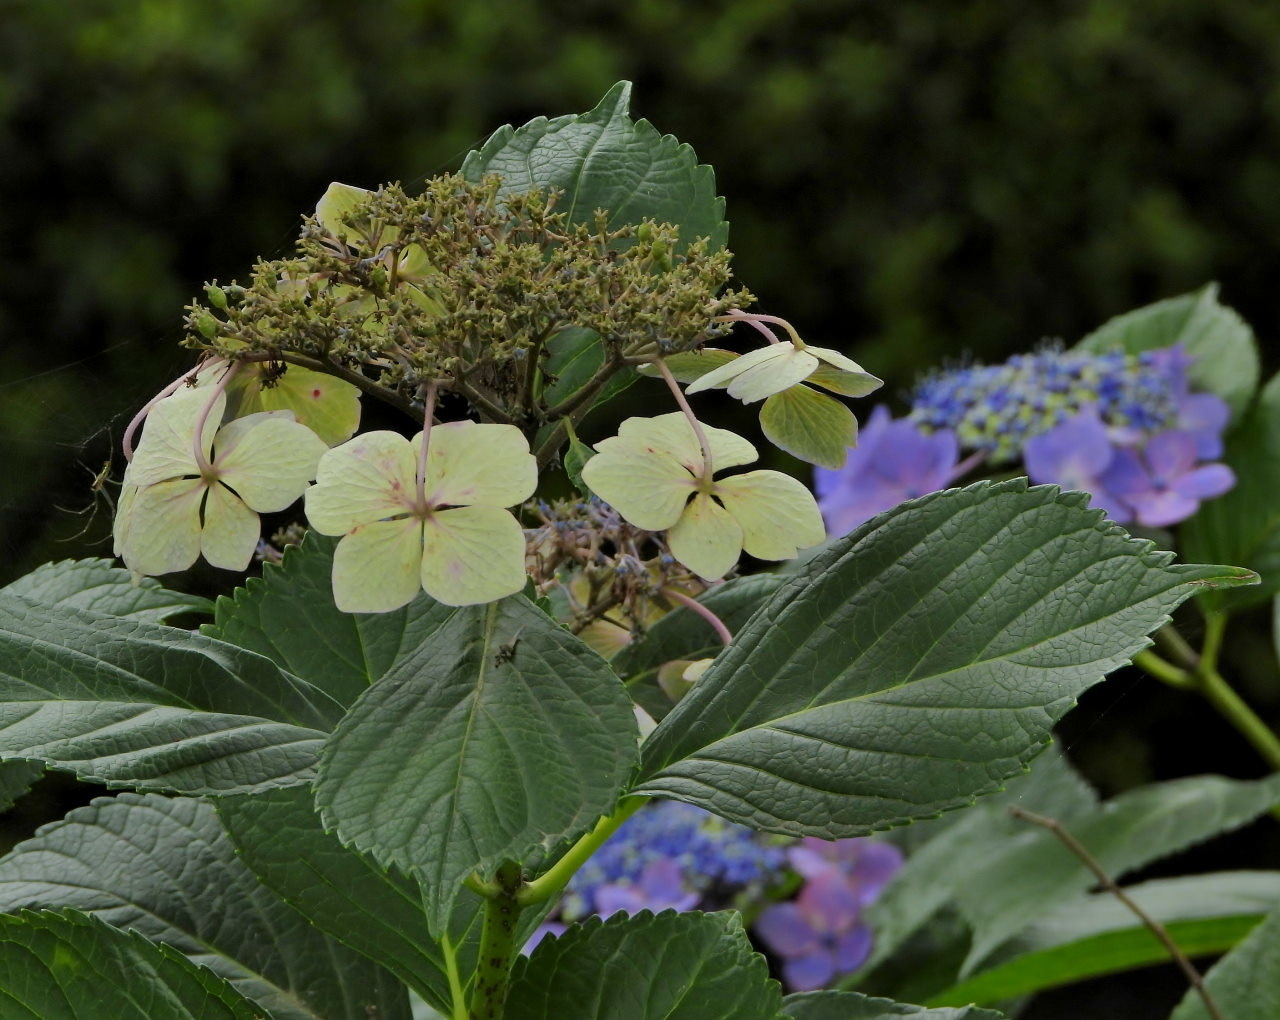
0;83;1278;1019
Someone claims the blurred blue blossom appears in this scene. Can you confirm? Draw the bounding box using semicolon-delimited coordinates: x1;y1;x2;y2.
821;345;1234;534
814;405;967;535
753;837;904;991
524;800;786;953
911;344;1186;462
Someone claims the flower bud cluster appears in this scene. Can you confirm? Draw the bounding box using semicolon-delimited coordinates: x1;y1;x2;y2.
183;175;751;428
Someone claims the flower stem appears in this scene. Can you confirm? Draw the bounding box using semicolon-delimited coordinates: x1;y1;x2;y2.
416;381;437;511
656;359;715;488
1135;617;1280;773
122;360;221;461
191;361;240;476
664;588;732;645
1010;806;1224;1020
469;862;523;1020
716;310;804;349
517;797;646;907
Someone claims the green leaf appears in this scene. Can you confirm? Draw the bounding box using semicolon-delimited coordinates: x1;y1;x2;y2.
219;785;503;1017
204;532;454;708
930;871;1280;1007
3;558;212;622
635;479;1255;835
0;594;338;794
0;761;42;813
782;991;1005;1019
956;773;1280;971
0;792;409;1020
760;385;858;469
637;349;739;383
860;746;1098;976
564;433;596;496
542;326;638;417
1171;901;1280;1019
612;576;786;721
507;910;780;1020
315;596;639;935
1182;371;1280;610
461;81;728;251
0;909;264;1020
1076;283;1260;418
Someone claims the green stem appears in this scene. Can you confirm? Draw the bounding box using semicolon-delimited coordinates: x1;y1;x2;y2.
517;797;646;907
541;350;624;421
1132;649;1194;690
1137;616;1280;773
440;934;469;1020
469;862;523;1020
1198;665;1280;772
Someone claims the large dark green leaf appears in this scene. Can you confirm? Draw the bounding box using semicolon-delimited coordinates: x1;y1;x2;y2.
461;81;728;251
1171;901;1280;1019
218;785;511;1017
0;793;409;1020
0;594;338;794
3;558;212;623
612;575;786;721
315;595;639;934
507;910;780;1020
0;909;263;1020
782;991;1004;1019
1076;283;1259;418
930;871;1280;1007
860;747;1098;976
636;480;1255;835
1182;371;1280;610
0;761;42;813
956;773;1280;971
204;532;454;707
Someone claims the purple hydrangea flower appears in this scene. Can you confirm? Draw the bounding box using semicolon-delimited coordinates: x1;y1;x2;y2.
754;838;904;992
815;406;964;535
1022;405;1137;523
1101;430;1236;527
592;858;700;917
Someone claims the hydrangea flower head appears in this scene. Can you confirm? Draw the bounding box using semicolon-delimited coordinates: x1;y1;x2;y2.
581;413;824;580
1100;430;1236;527
685;341;881;404
910;345;1184;462
304;421;537;612
113;386;327;575
1024;409;1235;527
1022;405;1139;523
754;837;903;992
814;406;964;535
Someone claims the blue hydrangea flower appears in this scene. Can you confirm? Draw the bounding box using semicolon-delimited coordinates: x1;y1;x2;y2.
814;405;965;535
1101;431;1236;527
910;344;1187;462
552;801;786;928
754;837;903;991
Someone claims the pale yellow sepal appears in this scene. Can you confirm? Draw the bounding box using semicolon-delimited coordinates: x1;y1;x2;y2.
685;341;882;404
305;422;538;613
115;388;326;577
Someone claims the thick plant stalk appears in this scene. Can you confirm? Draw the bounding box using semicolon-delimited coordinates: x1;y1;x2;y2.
470;862;524;1020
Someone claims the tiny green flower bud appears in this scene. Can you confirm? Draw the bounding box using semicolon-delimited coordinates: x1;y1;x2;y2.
196;313;221;339
204;285;228;311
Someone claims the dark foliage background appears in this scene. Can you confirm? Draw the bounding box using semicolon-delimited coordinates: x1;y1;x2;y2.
2;3;1278;1014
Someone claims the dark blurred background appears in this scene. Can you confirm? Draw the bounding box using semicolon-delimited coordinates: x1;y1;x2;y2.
2;2;1279;1014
